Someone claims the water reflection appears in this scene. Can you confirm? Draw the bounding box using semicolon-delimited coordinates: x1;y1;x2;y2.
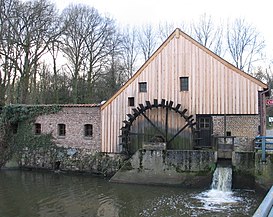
0;170;263;217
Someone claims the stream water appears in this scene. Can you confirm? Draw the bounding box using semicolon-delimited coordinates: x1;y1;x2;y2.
0;169;264;217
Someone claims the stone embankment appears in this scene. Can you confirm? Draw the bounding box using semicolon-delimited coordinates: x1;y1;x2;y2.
18;146;126;176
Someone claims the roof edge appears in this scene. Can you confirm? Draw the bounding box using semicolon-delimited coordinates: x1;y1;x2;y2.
101;28;268;110
101;28;179;110
177;30;267;89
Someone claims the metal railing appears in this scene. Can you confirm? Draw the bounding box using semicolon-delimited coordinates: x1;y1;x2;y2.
254;136;273;162
253;185;273;217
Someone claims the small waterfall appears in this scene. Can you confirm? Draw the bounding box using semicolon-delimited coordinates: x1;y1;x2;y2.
211;166;232;192
194;164;241;211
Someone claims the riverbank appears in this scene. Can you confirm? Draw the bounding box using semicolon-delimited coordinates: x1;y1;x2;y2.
4;146;273;191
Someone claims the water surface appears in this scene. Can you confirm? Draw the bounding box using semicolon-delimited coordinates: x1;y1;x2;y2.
0;170;264;217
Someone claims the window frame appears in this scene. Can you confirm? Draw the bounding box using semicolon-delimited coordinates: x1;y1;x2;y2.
84;124;93;138
199;118;210;129
139;82;147;92
58;124;66;137
34;123;41;135
180;77;189;91
128;97;135;107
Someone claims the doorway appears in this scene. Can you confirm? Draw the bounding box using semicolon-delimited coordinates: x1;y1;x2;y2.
197;115;212;147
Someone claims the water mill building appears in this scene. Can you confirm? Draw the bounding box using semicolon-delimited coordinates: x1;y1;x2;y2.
6;28;272;189
101;28;267;154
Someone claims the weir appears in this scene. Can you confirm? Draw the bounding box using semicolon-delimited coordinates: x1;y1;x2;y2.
211;165;232;192
194;162;241;210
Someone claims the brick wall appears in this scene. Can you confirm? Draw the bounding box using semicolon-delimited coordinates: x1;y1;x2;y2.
35;106;101;150
212;115;260;151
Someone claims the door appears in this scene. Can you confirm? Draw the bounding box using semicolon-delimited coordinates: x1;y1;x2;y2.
197;115;212;147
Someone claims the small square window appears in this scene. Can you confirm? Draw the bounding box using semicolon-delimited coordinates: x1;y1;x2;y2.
84;124;93;137
139;82;147;92
128;97;135;107
58;124;66;136
180;77;189;91
35;123;41;135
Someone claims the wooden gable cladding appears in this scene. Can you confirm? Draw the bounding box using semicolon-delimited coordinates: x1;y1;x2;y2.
101;28;267;153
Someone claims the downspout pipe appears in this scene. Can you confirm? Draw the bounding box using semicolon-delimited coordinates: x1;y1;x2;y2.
260;88;269;136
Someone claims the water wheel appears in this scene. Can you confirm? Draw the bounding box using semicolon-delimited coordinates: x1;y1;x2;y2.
120;99;196;155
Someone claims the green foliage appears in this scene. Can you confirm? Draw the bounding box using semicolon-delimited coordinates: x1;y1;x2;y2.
120;161;133;171
209;162;217;172
0;105;61;167
0;105;61;124
12;121;54;152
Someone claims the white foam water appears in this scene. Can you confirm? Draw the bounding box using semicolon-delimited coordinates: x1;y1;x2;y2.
194;166;242;212
211;166;232;192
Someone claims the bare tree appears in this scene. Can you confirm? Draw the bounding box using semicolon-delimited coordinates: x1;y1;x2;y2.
0;0;20;105
158;22;176;43
191;13;224;56
137;24;159;62
83;8;116;101
61;4;88;103
102;30;126;99
253;64;273;88
121;26;139;79
0;0;60;104
61;4;116;103
48;40;62;103
227;18;265;72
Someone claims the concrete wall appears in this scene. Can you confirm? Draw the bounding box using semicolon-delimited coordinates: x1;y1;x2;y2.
213;115;259;151
110;150;215;187
255;152;273;190
35;106;101;150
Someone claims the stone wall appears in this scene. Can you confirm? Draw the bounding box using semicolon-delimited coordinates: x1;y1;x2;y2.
17;145;273;189
19;146;126;176
212;115;259;151
35;106;101;150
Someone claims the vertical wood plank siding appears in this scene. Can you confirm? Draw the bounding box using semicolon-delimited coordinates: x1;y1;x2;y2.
101;29;266;153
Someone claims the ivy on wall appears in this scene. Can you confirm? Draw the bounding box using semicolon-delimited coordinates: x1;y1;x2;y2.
0;105;61;168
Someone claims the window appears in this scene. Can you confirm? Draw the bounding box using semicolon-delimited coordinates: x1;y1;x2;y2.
199;118;210;129
58;124;66;137
35;123;41;135
128;97;135;107
180;77;189;91
84;124;93;137
139;82;147;92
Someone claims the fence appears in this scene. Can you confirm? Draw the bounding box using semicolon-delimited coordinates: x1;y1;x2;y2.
254;136;273;162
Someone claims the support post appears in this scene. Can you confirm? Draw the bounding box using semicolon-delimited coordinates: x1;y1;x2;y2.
262;136;266;162
259;89;269;136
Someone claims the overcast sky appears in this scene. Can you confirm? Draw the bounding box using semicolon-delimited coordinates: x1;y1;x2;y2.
53;0;273;60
